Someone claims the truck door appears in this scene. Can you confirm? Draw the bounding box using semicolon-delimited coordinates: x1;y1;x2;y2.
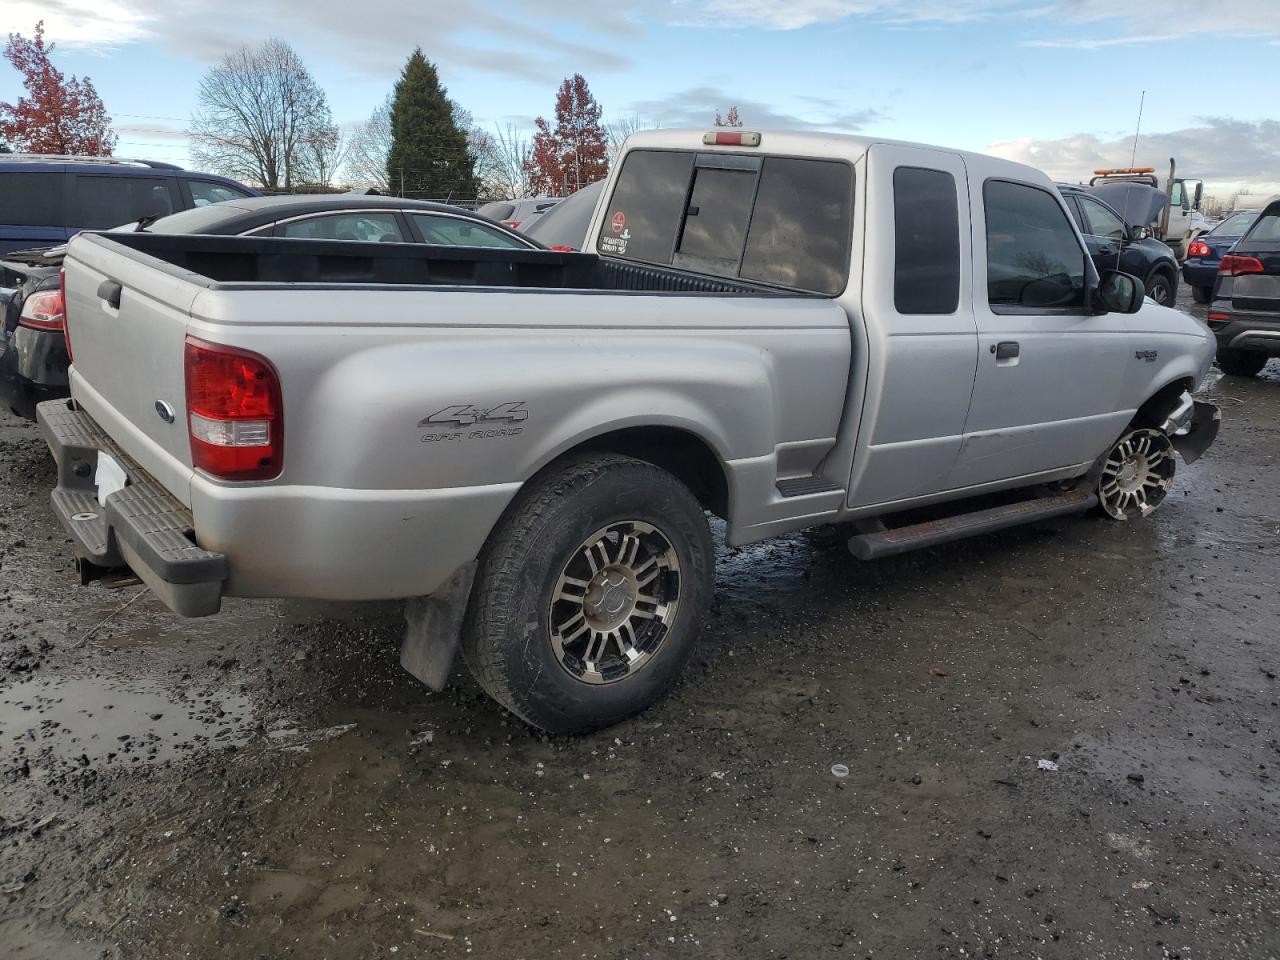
951;177;1130;489
846;145;979;507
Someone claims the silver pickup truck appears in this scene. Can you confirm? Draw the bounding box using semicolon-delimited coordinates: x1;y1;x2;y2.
40;130;1219;733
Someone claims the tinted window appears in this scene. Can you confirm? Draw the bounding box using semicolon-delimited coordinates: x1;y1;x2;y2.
741;158;852;295
1077;196;1126;241
984;180;1086;311
412;214;528;248
598;150;694;263
75;175;176;228
893;167;959;314
146;203;252;235
189;181;250;206
0;172;65;226
1242;210;1280;244
280;212;403;242
674;166;756;275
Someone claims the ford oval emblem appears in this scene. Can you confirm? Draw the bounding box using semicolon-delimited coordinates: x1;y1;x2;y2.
154;400;176;424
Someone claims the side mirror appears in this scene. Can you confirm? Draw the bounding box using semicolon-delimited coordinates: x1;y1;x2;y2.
1091;270;1145;314
1129;225;1152;241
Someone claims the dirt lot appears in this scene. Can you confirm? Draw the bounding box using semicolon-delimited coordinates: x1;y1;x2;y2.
2;294;1277;959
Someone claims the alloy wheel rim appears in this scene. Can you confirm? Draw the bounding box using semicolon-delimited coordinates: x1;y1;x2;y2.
549;521;681;685
1099;428;1176;520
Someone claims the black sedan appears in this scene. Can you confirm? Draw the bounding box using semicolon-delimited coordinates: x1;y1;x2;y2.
1057;184;1181;307
0;195;538;418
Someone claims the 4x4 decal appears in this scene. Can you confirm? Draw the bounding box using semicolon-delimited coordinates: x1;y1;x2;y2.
419;401;529;428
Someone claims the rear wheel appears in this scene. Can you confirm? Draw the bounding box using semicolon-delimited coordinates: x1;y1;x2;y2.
1191;285;1213;304
1097;428;1176;521
1216;348;1268;377
1145;268;1177;307
461;454;714;734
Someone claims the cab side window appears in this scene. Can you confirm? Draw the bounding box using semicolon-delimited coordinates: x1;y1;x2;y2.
984;180;1087;312
893;167;959;314
1078;197;1127;241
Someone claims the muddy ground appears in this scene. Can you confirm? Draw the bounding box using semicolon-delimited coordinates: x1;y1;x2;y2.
2;293;1277;959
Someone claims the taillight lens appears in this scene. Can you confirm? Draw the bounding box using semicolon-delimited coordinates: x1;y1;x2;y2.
1207;310;1231;322
184;336;283;481
1187;240;1211;259
18;287;65;332
1219;254;1264;276
547;245;577;252
504;220;522;229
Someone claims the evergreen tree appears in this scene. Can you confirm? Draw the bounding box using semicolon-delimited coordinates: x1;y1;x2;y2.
386;49;476;200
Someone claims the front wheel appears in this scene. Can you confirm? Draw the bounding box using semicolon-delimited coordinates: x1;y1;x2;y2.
461;454;714;734
1097;428;1176;520
1191;285;1213;304
1217;348;1268;378
1145;269;1177;307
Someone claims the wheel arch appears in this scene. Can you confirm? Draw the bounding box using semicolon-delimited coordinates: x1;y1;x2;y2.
524;423;731;519
1133;376;1196;428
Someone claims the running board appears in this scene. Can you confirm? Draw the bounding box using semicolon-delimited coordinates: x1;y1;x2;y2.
847;489;1097;560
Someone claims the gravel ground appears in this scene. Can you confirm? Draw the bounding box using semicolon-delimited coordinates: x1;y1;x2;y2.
1;291;1277;959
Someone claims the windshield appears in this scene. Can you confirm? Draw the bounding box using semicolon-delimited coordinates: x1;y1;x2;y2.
1211;212;1256;237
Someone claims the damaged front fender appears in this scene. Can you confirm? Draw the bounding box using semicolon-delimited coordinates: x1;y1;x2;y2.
1164;396;1220;465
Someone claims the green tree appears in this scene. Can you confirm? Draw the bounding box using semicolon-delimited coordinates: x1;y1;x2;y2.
386;49;476;200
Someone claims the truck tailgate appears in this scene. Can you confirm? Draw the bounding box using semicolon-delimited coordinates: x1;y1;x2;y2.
63;235;198;504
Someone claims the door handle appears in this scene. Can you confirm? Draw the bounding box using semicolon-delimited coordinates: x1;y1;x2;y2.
993;341;1020;360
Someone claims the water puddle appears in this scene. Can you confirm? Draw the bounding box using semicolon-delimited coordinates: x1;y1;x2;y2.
1;672;256;773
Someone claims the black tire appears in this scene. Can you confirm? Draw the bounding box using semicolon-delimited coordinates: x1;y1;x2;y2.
1191;285;1213;304
461;453;714;734
1216;347;1268;378
1145;267;1177;307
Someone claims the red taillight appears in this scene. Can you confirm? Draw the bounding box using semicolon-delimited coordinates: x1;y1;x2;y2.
702;131;762;147
1187;240;1211;259
184;336;283;481
547;245;577;252
1219;254;1264;276
18;287;65;332
1207;311;1231;322
504;220;522;229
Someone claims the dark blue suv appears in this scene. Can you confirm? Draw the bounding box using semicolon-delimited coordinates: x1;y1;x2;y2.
0;155;257;255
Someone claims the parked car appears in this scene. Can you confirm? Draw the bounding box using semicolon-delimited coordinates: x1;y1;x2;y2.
0;154;257;256
0;194;538;418
39;129;1218;734
476;197;560;231
1058;183;1180;306
1207;198;1280;377
522;181;605;250
1183;211;1259;303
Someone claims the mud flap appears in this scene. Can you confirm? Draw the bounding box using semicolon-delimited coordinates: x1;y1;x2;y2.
1170;400;1220;465
400;562;477;691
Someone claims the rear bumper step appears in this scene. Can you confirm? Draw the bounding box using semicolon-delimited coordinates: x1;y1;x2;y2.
37;398;226;617
848;488;1098;561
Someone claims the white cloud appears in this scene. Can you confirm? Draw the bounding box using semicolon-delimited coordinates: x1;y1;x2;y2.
986;118;1280;197
4;0;153;48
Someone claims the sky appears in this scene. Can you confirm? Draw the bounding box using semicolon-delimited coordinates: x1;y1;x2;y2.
3;0;1279;203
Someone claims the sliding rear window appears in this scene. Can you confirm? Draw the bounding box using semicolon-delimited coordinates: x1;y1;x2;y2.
598;150;853;296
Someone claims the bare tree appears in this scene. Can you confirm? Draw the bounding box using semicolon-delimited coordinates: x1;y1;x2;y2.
189;38;332;191
296;123;347;189
471;123;532;199
345;97;393;192
605;114;659;160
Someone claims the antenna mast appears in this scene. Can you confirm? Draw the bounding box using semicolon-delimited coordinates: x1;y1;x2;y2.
1129;90;1146;166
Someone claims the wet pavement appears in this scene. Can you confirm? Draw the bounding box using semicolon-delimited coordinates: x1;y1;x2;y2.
1;292;1278;959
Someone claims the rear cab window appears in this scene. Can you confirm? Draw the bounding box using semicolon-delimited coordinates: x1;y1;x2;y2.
893;167;960;314
598;149;853;296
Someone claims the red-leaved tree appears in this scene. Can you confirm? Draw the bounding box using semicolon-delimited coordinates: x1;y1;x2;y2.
714;106;742;127
0;22;117;155
525;74;607;195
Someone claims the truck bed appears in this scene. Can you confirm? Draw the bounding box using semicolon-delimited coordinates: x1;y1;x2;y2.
86;232;810;297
